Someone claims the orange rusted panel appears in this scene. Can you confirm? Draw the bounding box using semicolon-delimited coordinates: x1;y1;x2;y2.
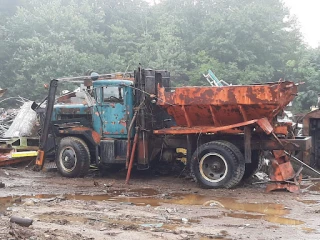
274;125;288;136
157;81;297;130
35;150;45;167
278;161;295;180
59;126;101;144
256;118;274;135
267;150;299;193
266;183;300;193
57;92;76;103
0;150;34;167
154;119;259;135
0;158;33;167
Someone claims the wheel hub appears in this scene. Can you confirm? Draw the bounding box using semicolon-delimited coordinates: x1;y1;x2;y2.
60;147;77;172
199;153;228;183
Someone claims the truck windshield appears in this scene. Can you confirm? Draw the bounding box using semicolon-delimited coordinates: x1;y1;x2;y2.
103;86;123;102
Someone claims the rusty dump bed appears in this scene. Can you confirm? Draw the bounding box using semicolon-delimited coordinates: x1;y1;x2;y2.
155;81;297;134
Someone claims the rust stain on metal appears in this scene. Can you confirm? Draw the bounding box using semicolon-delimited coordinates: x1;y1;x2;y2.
274;125;289;136
266;150;300;193
238;105;248;121
154;119;260;135
57;92;76;103
157;81;297;129
59;126;100;144
59;108;81;114
181;105;191;127
257;118;273;135
84;79;92;87
0;157;33;167
119;120;127;127
58;107;91;115
0;150;36;167
91;131;101;144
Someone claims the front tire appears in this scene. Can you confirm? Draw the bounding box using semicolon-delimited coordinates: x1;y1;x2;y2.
56;137;90;178
191;141;245;189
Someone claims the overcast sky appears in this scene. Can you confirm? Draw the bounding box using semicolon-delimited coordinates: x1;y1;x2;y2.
284;0;320;48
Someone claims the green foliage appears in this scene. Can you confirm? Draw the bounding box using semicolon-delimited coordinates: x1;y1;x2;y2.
0;0;319;112
2;0;109;100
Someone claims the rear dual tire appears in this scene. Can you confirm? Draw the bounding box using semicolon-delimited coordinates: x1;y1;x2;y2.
191;141;245;189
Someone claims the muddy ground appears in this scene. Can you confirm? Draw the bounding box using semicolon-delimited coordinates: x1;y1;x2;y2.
0;164;320;240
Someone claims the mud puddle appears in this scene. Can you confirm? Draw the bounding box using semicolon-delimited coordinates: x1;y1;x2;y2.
301;227;317;233
0;195;23;214
36;212;194;232
0;188;159;214
0;189;305;226
224;213;304;225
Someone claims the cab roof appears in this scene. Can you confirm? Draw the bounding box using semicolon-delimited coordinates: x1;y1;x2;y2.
93;79;133;87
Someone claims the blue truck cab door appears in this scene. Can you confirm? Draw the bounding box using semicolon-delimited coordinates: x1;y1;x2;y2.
92;80;133;139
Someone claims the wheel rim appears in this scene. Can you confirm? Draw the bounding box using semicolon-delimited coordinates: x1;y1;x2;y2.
59;146;77;173
199;153;228;183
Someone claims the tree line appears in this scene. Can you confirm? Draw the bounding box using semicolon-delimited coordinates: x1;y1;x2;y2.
0;0;319;112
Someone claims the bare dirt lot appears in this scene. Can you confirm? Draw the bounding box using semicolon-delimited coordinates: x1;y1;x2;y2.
0;165;320;240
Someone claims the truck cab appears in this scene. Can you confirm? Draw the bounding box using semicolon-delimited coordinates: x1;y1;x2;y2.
48;79;134;176
92;80;133;138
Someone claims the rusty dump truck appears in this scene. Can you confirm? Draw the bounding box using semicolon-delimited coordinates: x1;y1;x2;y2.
33;67;312;191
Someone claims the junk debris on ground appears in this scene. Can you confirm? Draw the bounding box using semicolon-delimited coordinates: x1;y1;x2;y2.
0;98;40;167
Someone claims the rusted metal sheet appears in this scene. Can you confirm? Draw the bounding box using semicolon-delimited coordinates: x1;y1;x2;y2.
0;157;34;167
157;81;297;129
274;125;289;136
0;137;40;167
126;127;139;184
153;119;259;135
256;118;273;135
266;150;300;193
57;92;76;103
251;136;312;151
58;126;101;144
0;150;11;162
266;183;300;193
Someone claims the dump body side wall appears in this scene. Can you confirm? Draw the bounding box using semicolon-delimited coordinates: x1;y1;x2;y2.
156;82;297;128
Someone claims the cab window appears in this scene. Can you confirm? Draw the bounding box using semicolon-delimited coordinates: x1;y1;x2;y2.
95;87;102;104
103;86;123;102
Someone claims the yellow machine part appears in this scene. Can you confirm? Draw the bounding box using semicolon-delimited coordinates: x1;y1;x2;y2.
176;148;187;164
11;151;38;158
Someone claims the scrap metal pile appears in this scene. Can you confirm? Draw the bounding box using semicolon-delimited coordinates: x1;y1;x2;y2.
0;108;18;136
0;100;39;167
